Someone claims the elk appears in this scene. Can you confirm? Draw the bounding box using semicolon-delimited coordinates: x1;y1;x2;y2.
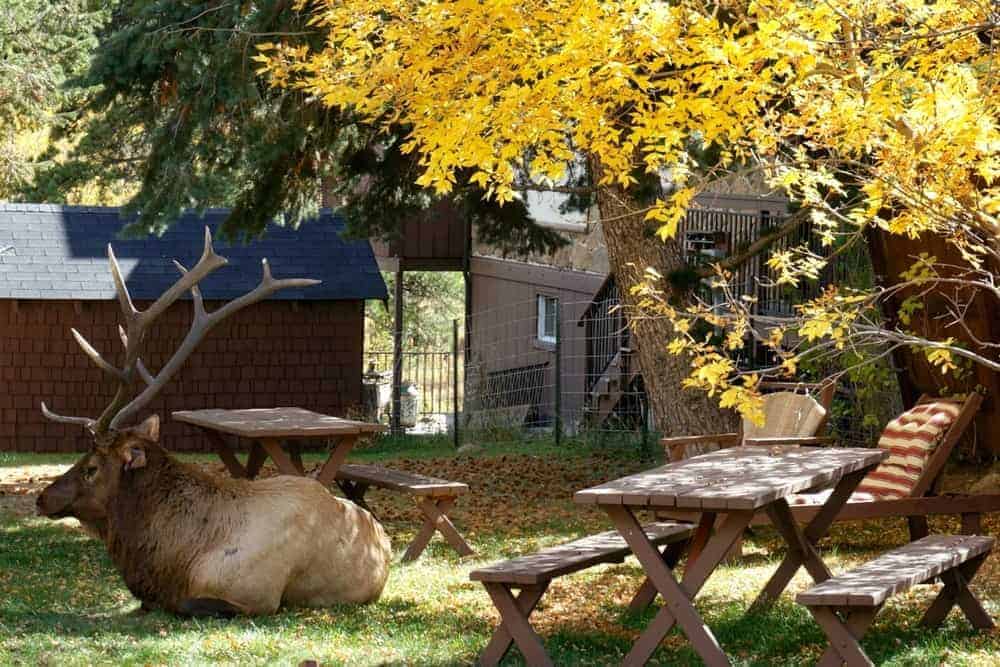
36;229;392;616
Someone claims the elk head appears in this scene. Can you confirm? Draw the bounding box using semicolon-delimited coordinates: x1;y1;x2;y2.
36;227;319;523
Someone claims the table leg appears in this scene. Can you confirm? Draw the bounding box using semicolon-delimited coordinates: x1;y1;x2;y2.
628;540;687;612
202;429;247;479
606;505;751;667
260;438;301;476
686;512;716;567
245;442;267;479
752;468;868;612
482;582;553;667
288;442;305;475
765;498;832;583
316;435;358;486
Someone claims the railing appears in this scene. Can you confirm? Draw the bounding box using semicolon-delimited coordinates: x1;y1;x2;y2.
583;277;628;395
366;350;459;416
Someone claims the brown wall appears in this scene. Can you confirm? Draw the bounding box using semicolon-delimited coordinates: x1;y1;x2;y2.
468;257;605;427
0;299;364;453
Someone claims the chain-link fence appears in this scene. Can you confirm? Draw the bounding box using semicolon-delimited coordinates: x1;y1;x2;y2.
366;292;902;450
461;294;652;448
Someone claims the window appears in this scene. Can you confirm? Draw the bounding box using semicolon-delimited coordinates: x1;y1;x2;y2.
684;230;729;261
537;295;559;343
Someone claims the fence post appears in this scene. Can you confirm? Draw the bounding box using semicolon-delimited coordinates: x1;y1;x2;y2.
391;268;404;436
452;318;460;449
554;302;562;447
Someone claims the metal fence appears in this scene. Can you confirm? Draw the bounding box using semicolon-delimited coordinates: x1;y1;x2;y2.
364;348;462;434
462;296;651;448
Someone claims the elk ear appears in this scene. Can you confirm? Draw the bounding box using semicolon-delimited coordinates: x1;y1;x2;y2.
120;445;147;471
132;415;161;443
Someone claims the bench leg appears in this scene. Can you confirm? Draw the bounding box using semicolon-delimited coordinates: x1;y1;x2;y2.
921;554;994;630
810;605;879;667
403;497;474;562
960;512;982;535
337;480;376;517
907;515;930;542
628;539;687;612
479;582;550;667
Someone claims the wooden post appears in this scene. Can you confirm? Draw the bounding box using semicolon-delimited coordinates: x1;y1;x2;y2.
554;301;562;447
453;318;460;449
391;267;404;435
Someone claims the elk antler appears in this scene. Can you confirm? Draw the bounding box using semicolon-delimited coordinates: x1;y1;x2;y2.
39;401;95;430
40;227;320;434
108;256;319;429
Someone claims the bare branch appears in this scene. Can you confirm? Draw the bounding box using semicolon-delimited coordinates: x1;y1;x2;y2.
695;209;810;278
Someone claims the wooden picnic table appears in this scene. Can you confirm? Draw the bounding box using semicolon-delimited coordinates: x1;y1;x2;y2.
574;445;887;667
172;407;385;485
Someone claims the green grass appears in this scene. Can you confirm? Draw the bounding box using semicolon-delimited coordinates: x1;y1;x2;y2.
1;436;997;666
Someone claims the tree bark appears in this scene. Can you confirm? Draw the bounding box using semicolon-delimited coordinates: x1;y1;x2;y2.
591;161;736;436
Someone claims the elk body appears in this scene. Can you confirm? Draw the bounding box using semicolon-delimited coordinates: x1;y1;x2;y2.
35;229;391;616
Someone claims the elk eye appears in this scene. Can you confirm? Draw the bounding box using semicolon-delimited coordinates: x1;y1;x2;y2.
84;465;99;481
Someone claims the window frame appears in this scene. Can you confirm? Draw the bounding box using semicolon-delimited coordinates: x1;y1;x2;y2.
536;294;559;344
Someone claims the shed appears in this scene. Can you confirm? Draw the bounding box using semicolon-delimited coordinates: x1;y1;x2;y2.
0;204;387;452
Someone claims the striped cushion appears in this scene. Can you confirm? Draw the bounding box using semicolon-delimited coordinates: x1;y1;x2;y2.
854;401;962;500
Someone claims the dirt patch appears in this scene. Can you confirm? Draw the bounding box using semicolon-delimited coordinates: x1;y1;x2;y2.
0;463;72;518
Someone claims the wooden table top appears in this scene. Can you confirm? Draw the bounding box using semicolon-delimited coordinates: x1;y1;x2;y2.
575;446;887;511
172;407;387;439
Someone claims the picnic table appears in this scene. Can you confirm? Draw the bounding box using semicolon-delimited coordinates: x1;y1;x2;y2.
574;445;887;667
172;407;385;485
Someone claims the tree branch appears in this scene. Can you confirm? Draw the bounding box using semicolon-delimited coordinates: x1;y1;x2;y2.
694;208;810;278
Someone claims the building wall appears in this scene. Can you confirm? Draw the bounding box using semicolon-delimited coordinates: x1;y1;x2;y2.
0;299;364;453
467;257;605;427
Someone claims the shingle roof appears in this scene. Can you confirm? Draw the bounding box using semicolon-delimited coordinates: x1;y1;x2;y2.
0;204;387;301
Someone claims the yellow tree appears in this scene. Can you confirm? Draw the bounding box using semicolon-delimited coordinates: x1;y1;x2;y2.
258;1;999;432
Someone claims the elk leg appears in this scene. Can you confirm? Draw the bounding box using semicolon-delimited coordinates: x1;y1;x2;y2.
177;597;244;618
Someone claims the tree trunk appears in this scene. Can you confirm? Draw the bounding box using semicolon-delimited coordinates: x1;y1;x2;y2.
591;162;736;436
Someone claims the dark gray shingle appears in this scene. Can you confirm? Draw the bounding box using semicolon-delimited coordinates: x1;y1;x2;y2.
0;205;387;301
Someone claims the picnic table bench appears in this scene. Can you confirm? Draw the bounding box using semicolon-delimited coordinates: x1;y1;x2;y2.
470;521;694;667
335;464;474;562
798;534;995;666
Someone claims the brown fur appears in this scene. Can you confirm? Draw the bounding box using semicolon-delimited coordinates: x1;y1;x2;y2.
37;416;392;615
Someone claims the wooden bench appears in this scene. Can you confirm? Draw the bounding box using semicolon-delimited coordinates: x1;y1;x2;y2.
335;463;473;562
797;534;995;667
470;521;694;667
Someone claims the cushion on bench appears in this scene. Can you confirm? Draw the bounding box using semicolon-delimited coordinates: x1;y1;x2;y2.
470;522;694;586
855;401;962;500
336;463;468;497
797;534;994;607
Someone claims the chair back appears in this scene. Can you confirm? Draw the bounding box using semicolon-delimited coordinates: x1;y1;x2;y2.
742;391;827;440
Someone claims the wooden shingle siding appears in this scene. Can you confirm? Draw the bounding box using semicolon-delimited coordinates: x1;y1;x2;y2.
0;299;364;452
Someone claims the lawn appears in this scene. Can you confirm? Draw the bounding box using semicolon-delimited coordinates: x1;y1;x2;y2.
1;436;997;666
